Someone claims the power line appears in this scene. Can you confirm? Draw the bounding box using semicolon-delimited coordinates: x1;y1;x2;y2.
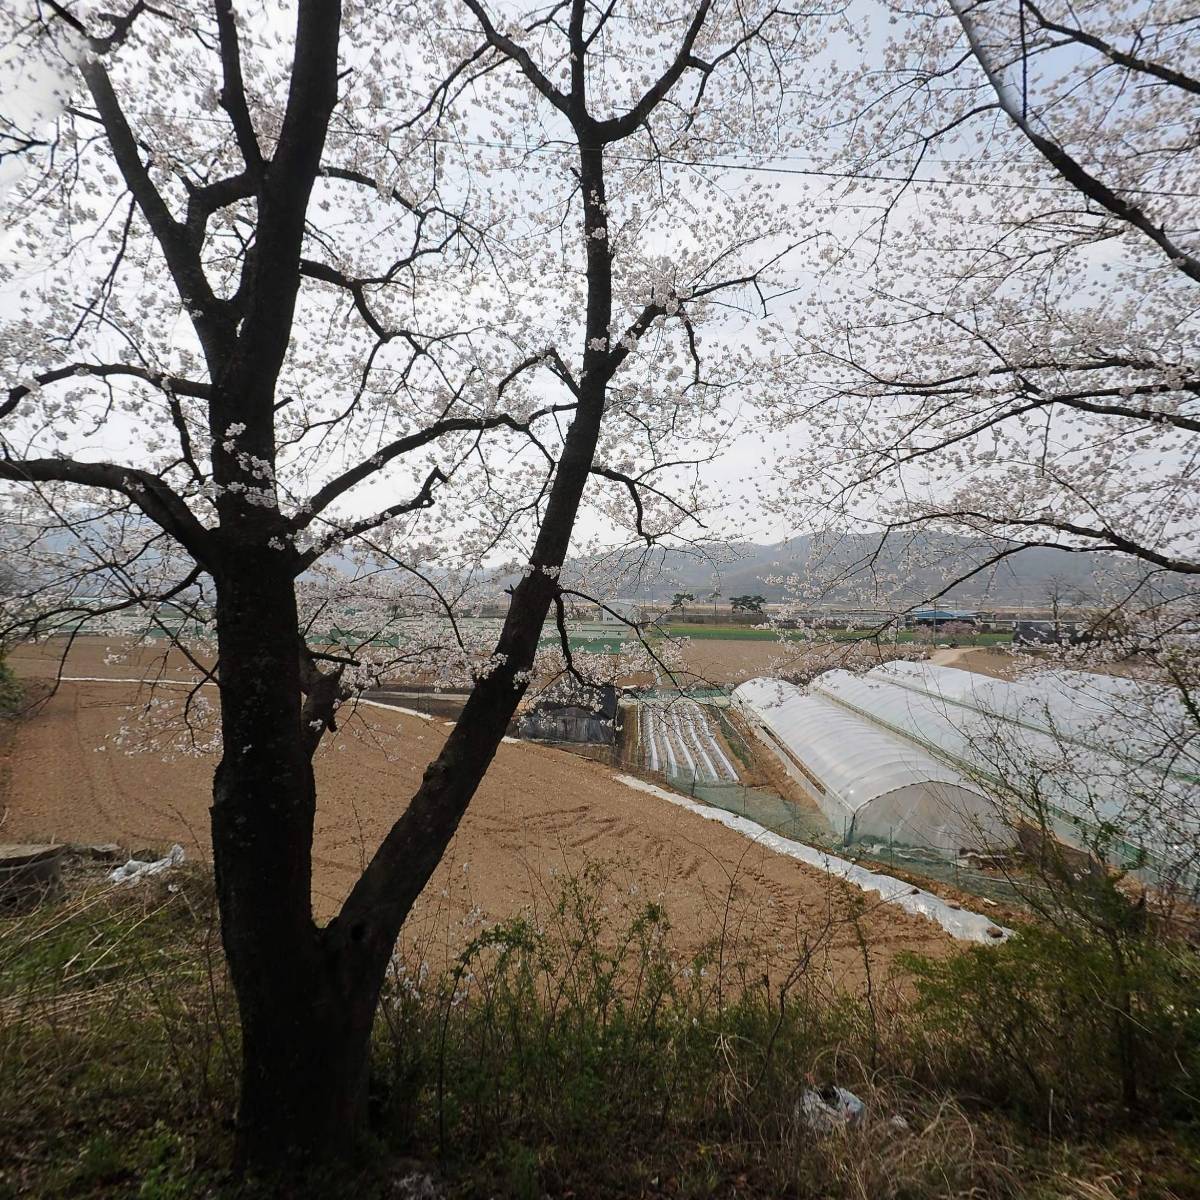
428;135;1200;199
119;110;1200;200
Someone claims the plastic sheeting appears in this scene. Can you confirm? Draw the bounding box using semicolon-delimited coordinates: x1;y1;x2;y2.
615;774;1011;944
811;666;1200;885
872;661;1200;779
108;844;185;885
639;699;738;784
732;678;1003;853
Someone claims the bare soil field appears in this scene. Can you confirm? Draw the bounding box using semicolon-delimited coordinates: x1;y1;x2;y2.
939;645;1157;682
5;629;910;690
2;638;953;991
930;646;1020;679
671;636;907;687
5;636;213;682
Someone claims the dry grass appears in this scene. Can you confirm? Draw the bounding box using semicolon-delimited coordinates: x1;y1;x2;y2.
1;861;1196;1199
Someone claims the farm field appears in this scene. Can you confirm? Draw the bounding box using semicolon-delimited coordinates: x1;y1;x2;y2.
1;641;956;987
7;630;910;691
663;622;1013;645
15;622;1014;700
672;635;916;687
638;698;739;784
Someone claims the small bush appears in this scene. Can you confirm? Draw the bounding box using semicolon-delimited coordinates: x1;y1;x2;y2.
901;924;1200;1127
374;862;1025;1199
0;661;21;717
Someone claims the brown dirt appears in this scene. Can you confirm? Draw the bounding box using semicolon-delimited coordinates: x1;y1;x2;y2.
4;637;211;682
3;638;955;992
941;645;1157;684
674;638;907;688
4;630;902;690
941;647;1023;680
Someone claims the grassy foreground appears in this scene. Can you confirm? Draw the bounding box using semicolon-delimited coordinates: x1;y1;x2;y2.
1;863;1197;1199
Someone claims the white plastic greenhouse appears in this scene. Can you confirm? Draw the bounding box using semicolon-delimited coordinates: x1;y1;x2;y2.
732;678;1004;853
869;661;1200;775
810;664;1200;886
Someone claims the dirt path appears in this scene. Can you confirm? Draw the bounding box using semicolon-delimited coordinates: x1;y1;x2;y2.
3;642;955;991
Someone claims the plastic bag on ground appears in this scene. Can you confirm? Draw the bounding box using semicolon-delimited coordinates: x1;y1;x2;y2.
800;1084;865;1132
108;844;185;885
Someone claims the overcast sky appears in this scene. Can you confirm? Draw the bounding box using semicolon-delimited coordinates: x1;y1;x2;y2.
0;0;1146;564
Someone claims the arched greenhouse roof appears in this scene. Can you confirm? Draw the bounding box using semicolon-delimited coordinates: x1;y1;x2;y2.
732;678;1000;852
810;666;1200;887
872;661;1200;775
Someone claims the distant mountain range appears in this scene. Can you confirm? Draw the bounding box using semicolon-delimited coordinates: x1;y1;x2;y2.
17;517;1150;610
560;534;1142;606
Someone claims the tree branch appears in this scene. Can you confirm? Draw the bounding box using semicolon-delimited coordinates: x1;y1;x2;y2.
3;362;211;421
1024;0;1200;97
293;400;576;529
214;0;264;175
0;457;213;567
949;0;1200;285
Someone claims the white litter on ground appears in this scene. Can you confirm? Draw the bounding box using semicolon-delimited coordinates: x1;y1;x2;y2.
614;775;1011;944
108;844;185;885
58;676;205;686
56;680;440;726
800;1085;865;1132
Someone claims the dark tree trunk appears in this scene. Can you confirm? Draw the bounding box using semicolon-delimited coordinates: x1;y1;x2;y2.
231;958;378;1172
207;546;563;1169
210;551;383;1169
207;93;620;1176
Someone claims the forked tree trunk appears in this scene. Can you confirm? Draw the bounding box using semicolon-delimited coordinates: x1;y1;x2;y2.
208;549;560;1168
210;134;616;1174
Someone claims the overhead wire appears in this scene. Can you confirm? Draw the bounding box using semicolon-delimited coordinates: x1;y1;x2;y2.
425;134;1200;200
119;110;1200;200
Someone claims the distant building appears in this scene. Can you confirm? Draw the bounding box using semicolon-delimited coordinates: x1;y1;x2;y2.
1013;620;1090;646
910;607;980;626
564;600;648;628
588;600;641;625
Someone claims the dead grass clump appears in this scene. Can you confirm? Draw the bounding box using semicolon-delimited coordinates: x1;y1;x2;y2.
0;866;237;1197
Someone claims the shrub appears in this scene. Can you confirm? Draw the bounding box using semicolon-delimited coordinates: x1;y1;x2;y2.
901;924;1200;1128
373;862;1025;1199
0;661;21;717
2;858;1197;1198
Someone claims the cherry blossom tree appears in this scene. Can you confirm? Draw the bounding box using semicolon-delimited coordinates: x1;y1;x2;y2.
0;0;827;1171
769;0;1199;612
759;0;1200;963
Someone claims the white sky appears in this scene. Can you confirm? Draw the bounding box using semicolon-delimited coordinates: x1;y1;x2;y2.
2;0;1180;563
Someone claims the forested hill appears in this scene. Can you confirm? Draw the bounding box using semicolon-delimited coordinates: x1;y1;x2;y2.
562;534;1142;606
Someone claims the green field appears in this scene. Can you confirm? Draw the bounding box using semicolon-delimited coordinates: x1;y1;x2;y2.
541;634;634;654
662;623;1013;646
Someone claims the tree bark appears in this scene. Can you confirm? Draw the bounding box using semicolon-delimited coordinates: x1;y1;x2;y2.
230;953;378;1172
209;550;378;1169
